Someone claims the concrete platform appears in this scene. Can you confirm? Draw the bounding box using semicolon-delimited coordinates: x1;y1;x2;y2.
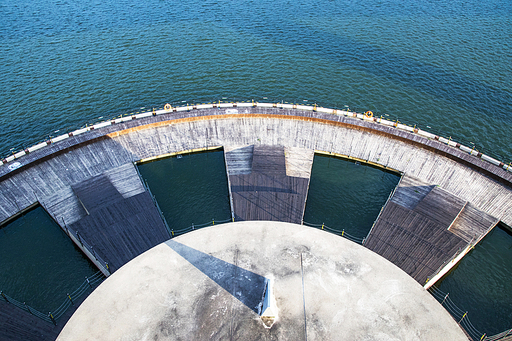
57;222;468;341
225;145;313;223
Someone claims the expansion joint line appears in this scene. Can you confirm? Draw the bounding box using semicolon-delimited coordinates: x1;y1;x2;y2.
301;252;308;341
230;247;240;341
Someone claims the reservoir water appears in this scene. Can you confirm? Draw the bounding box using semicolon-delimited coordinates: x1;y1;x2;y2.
1;0;511;336
434;225;512;335
303;154;400;240
0;206;98;312
136;150;232;232
1;0;511;163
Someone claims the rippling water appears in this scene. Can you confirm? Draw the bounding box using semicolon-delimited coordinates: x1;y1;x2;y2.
1;0;511;335
1;0;511;162
137;151;231;231
303;155;400;239
0;207;97;312
435;225;512;335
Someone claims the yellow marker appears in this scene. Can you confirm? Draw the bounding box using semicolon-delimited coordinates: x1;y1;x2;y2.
458;312;467;324
321;223;324;230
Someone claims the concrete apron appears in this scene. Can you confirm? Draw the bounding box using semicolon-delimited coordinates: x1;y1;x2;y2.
57;221;468;341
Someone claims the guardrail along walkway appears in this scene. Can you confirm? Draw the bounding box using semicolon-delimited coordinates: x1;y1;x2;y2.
225;145;314;223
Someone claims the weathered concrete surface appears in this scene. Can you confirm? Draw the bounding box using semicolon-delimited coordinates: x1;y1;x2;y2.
2;107;512;229
225;145;313;223
57;222;467;341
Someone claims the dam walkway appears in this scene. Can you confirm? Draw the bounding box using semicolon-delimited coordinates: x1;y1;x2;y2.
364;174;499;285
1;103;512;340
224;145;313;223
43;162;171;274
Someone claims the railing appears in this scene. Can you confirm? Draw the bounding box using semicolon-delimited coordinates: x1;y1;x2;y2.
61;218;111;277
0;271;104;325
2;100;511;174
363;173;404;246
302;221;365;244
428;286;484;341
169;218;233;237
49;271;104;322
136;163;174;238
428;286;512;341
484;329;512;341
145;183;173;237
0;291;53;323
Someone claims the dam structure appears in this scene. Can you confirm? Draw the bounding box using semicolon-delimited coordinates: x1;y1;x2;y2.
1;102;512;340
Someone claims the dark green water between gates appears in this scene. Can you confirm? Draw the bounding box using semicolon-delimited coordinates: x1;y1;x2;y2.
1;0;512;333
303;154;401;240
0;206;98;313
1;151;511;335
136;150;232;233
434;225;512;336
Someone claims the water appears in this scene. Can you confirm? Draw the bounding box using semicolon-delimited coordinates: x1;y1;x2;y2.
1;0;511;334
303;155;400;239
136;150;231;232
0;206;98;312
435;225;512;335
1;0;511;163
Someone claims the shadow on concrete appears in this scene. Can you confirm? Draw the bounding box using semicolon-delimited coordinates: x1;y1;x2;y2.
166;239;266;313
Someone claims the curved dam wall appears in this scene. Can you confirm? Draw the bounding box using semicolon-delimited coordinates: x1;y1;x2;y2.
1;103;512;228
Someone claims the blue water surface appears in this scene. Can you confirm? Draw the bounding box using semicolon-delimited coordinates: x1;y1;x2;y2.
1;0;511;335
1;0;511;161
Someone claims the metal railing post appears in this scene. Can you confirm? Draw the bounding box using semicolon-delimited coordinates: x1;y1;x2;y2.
458;312;467;324
67;293;74;305
24;302;32;315
49;312;57;326
1;291;8;303
441;293;449;305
